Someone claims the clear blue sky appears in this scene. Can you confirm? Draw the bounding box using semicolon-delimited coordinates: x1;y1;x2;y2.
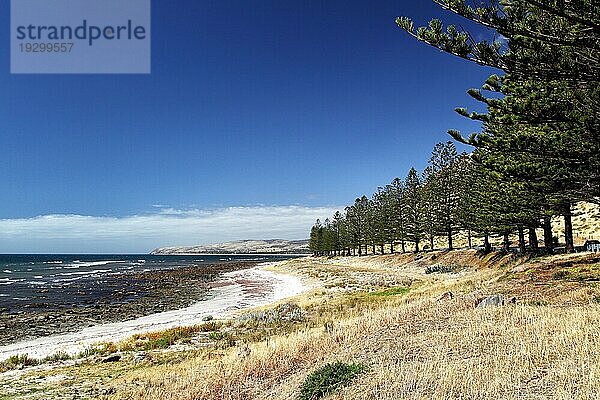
0;1;495;252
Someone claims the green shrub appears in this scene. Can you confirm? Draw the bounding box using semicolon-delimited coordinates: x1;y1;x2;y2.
0;354;40;372
41;351;71;363
552;270;570;280
146;336;172;350
76;346;106;358
208;331;227;340
298;361;365;400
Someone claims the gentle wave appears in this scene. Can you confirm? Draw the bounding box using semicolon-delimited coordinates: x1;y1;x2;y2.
52;276;84;283
66;261;126;268
25;281;46;286
58;269;111;277
0;278;24;285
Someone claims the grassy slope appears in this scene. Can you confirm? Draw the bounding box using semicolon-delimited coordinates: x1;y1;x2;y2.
2;250;600;400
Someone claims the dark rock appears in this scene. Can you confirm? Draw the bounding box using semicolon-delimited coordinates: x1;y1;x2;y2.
102;354;121;363
425;264;459;274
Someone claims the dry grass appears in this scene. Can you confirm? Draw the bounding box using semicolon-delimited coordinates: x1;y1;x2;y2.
334;302;600;400
4;251;600;400
100;251;600;400
107;298;600;400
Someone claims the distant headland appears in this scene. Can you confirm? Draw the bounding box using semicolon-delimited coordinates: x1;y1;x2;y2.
150;239;310;255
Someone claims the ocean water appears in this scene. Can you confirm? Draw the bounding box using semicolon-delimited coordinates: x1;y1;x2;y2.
0;254;295;312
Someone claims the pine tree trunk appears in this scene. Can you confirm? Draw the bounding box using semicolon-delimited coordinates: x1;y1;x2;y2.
503;232;510;252
429;236;434;251
563;203;575;253
390;242;394;253
401;240;406;253
372;244;376;254
468;229;472;249
528;228;539;251
448;228;453;251
484;234;491;253
518;226;526;254
543;216;554;253
415;239;420;253
380;244;384;254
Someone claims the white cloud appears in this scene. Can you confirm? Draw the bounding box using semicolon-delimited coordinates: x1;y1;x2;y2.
0;206;340;254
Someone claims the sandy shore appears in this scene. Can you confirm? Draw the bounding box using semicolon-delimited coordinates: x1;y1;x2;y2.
0;263;308;361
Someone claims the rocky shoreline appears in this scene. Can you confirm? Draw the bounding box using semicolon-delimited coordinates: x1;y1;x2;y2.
0;261;258;347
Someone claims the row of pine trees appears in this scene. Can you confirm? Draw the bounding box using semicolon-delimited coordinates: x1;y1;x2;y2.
310;0;598;256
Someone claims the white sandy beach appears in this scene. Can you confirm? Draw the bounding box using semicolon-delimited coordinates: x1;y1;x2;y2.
0;263;308;361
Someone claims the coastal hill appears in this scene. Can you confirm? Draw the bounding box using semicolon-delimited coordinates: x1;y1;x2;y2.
150;239;310;255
